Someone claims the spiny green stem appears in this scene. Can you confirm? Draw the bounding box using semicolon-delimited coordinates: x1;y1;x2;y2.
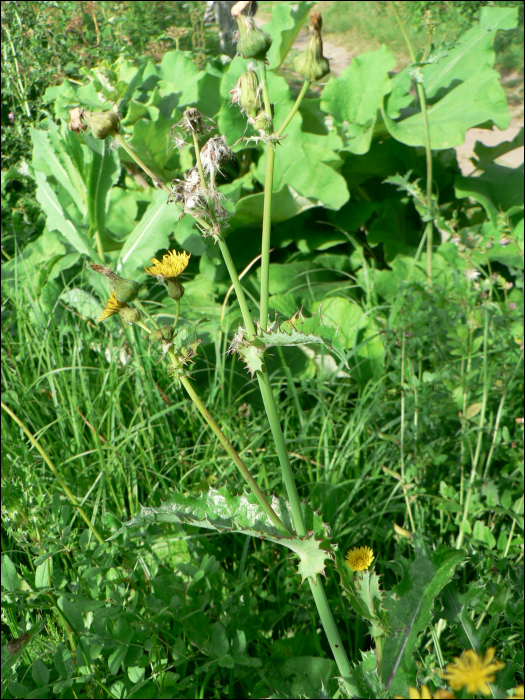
1;401;105;544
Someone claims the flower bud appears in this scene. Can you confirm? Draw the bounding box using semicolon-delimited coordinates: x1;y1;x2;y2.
239;69;261;119
294;12;330;82
81;110;120;139
166;277;185;301
232;2;272;60
160;325;175;341
119;307;141;325
253;110;272;134
90;264;140;302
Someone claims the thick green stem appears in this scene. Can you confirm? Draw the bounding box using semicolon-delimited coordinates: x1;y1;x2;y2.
259;145;275;331
392;3;434;284
309;575;352;679
179;372;290;536
218;237;256;338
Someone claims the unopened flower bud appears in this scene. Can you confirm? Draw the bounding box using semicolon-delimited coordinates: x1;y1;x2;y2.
119;307;141;325
160;325;175;341
253;110;272;134
239;69;261;119
81;110;120;139
166;277;185;301
232;1;272;61
90;264;140;302
294;12;330;82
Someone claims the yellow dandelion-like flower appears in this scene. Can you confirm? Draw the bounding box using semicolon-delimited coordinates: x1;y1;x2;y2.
98;291;127;322
510;686;524;699
439;648;505;696
144;250;190;280
346;545;374;572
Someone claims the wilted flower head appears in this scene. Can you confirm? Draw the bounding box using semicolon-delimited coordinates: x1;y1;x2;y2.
294;12;330;82
200;135;233;178
439;648;504;696
90;264;140;302
499;237;511;247
169;167;206;213
98;291;139;325
232;1;272;60
69;108;120;139
464;268;481;281
144;249;190;300
172;107;216;137
346;546;374;572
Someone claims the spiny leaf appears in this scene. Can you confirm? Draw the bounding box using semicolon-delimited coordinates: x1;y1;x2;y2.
109;486;334;583
230;307;348;378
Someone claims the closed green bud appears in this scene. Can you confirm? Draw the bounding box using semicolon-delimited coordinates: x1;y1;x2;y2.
160;325;175;341
82;110;120;139
253;110;272;134
119;307;141;325
240;69;261;119
233;3;272;60
294;12;330;82
90;264;140;302
166;277;185;301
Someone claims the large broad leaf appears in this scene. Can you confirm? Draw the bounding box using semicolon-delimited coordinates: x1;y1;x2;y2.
34;171;99;261
380;536;467;696
321;45;396;155
110;486;333;583
230;184;319;228
421;6;518;99
262;1;315;71
117;189;178;277
30;123;88;218
255;656;338;699
472;127;524;170
382;65;509;149
86;136;120;249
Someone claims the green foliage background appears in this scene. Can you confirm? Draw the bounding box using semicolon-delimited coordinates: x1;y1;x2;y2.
1;2;523;698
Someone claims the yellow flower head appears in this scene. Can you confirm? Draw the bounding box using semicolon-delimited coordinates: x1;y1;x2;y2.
510;685;524;699
439;648;505;696
346;545;374;572
144;250;190;280
98;291;127;322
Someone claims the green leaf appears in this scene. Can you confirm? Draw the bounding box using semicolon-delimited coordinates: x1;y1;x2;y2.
108;644;128;675
54;643;75;679
110;486;333;584
34;171;99;261
472;127;524;170
35;557;53;588
440;582;485;652
256;656;338;699
30;123;88;218
231;184;318;228
321;45;396;154
117;189;177;277
32;659;50;688
380;536;467;695
421;6;518;99
263;1;315;70
1;555;19;592
86;136;120;249
382;66;510;149
455;164;524;227
230;308;348;378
